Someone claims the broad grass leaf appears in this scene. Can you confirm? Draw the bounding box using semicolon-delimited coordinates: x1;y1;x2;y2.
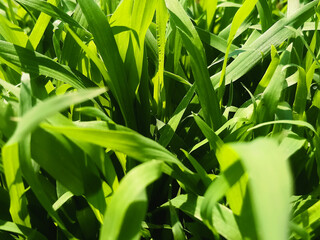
111;0;157;80
39;123;203;194
288;0;301;16
279;131;307;160
64;25;110;83
231;138;293;240
312;90;320;109
31;128;86;196
305;17;318;71
306;62;319;96
100;160;162;240
216;144;249;217
0;87;17;138
40;123;187;169
2;143;30;226
60;4;89;67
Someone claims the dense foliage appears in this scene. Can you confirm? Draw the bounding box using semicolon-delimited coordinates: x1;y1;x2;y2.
0;0;320;239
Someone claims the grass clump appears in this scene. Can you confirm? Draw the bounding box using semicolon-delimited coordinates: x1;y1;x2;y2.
0;0;320;239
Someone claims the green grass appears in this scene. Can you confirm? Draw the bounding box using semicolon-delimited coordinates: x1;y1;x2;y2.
0;0;320;239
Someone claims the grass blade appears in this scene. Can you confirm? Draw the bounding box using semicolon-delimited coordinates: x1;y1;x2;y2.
211;0;319;88
9;88;105;144
77;0;136;128
0;40;97;90
231;138;292;240
100;160;162;240
162;194;242;240
218;0;258;101
165;0;221;130
15;0;83;29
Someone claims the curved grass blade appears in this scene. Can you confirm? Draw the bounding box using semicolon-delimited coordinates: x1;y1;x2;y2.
18;73;73;235
248;119;317;134
210;0;319;88
39;120;204;194
40;123;188;171
0;220;47;240
0;40;97;90
100;160;162;240
164;71;192;86
0;77;20;96
8;88;106;144
15;0;83;29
